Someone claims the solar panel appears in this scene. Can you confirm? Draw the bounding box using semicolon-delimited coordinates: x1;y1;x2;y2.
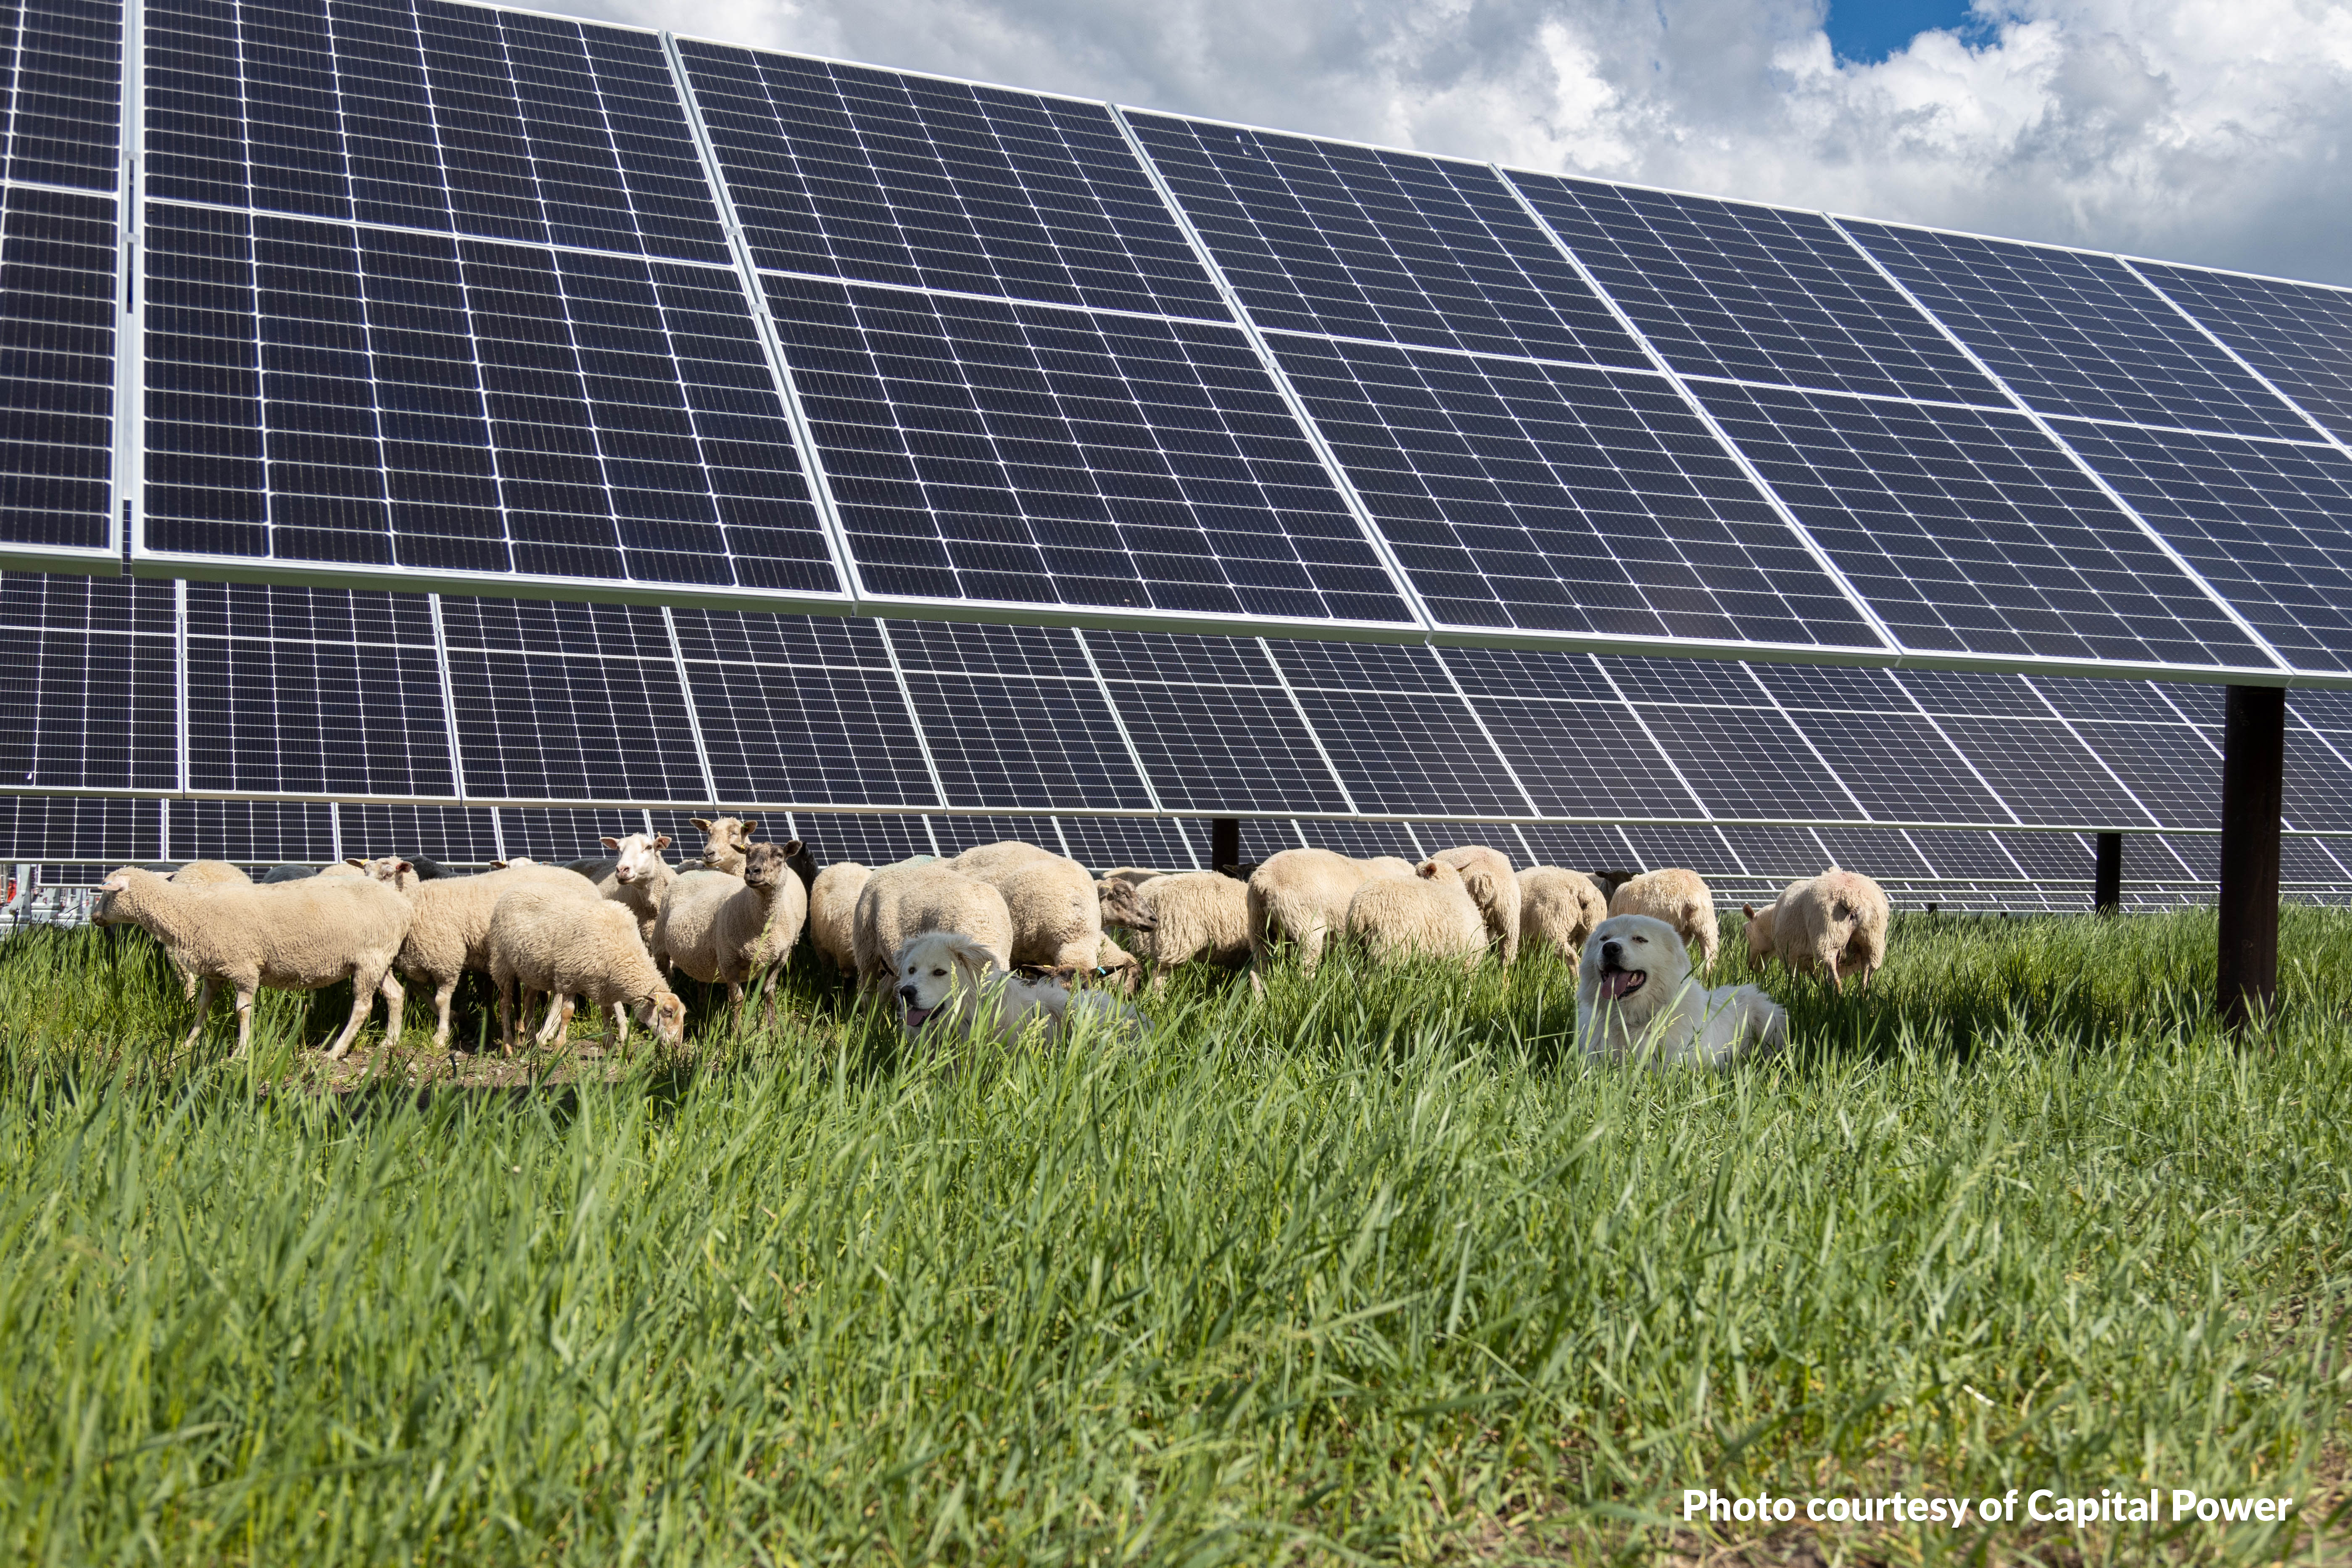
0;0;120;191
1075;629;1349;812
1903;829;2027;882
2053;422;2352;674
337;801;499;863
2130;262;2352;444
2286;724;2352;830
764;275;1407;623
1613;695;1857;821
1906;709;2152;828
670;608;934;805
0;794;158;862
1269;334;1880;646
928;813;1057;856
677;45;1225;320
183;580;454;797
140;206;843;592
1506;176;2003;406
1123;115;1645;367
1811;824;1936;879
492;806;649;863
792;812;935;865
1693;381;2272;667
0;185;117;561
0;570;177;790
166;797;336;862
1515;822;1640;872
1618;824;1738;875
144;0;727;261
1291;817;1422;859
1263;640;1527;814
436;597;707;801
1054;814;1199;872
882;620;1152;809
1715;825;1836;878
1434;648;1703;818
1840;222;2310;440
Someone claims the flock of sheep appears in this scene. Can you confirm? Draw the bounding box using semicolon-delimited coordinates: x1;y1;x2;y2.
84;817;1894;1065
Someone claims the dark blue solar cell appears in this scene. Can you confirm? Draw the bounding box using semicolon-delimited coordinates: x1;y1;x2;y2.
0;571;177;790
2129;261;2352;444
182;580;456;796
1695;380;2273;668
791;812;937;864
1437;647;1703;817
766;275;1411;623
0;185;117;556
1054;813;1201;872
1271;334;1879;646
1125;113;1645;366
143;0;728;263
140;204;841;593
2056;422;2352;674
339;801;502;862
0;0;121;191
680;44;1226;320
1506;173;2003;406
167;798;338;862
1266;640;1526;814
1080;629;1349;812
0;794;163;862
1843;221;2311;439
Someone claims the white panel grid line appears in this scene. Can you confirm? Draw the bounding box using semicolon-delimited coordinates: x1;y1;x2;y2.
1492;166;1903;659
328;799;342;862
111;0;141;565
171;574;188;794
1107;103;1436;634
871;622;953;811
1251;636;1363;815
424;592;468;802
659;29;860;599
1066;628;1167;813
658;604;720;804
489;804;506;862
1819;211;2297;678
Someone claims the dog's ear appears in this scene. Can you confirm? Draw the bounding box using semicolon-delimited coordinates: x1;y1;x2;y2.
947;937;994;982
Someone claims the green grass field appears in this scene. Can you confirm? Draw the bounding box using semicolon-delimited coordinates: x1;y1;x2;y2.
2;908;2348;1564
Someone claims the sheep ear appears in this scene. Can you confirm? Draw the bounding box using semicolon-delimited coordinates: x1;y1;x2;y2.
782;838;804;857
343;856;367;868
100;871;128;892
393;860;414;877
741;818;761;837
690;817;714;832
601;836;621;850
652;834;671;850
949;938;991;979
1743;903;1757;918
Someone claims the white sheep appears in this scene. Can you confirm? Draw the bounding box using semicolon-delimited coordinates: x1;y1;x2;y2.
1430;844;1522;964
1098;867;1169;890
97;866;413;1059
950;845;1107;971
1245;848;1405;979
571;831;677;947
1517;867;1610;964
807;860;871;976
1344;858;1489;968
1094;871;1249;991
1609;868;1720;974
852;859;1015;993
486;881;686;1054
1741;879;1813;966
651;841;810;1029
359;856;595;1052
96;860;254;999
1752;869;1891;991
689;815;762;875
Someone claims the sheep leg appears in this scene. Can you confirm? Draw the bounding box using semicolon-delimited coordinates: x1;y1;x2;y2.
431;977;459;1052
496;977;515;1056
323;969;377;1061
535;994;573;1047
604;1003;623;1056
231;987;256;1058
728;981;745;1033
181;976;216;1053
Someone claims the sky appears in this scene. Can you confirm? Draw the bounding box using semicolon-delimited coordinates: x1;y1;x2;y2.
561;0;2352;286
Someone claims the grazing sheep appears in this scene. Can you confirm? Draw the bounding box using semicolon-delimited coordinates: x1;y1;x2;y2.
1430;844;1522;964
852;860;1015;993
690;815;762;875
359;856;595;1052
1756;869;1891;991
949;838;1058;881
894;932;1149;1050
1095;870;1250;991
486;881;686;1055
808;861;870;976
1741;880;1813;966
1609;868;1719;974
569;832;678;948
979;853;1108;971
1344;859;1489;968
1518;867;1610;963
96;861;254;1000
1245;848;1400;980
1098;867;1169;890
96;867;412;1059
651;842;810;1028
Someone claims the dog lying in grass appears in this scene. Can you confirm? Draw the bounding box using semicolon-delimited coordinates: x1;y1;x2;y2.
894;932;1150;1049
1577;914;1786;1067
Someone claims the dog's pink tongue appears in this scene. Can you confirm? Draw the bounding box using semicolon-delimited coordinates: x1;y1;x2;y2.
1599;969;1638;1000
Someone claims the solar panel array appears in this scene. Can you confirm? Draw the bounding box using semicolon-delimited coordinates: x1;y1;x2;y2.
6;0;2352;897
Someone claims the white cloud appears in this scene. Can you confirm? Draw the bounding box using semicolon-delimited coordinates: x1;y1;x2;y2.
566;0;2352;283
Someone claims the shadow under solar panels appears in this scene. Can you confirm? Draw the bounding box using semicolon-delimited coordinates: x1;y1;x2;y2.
1693;380;2273;669
677;45;1225;321
2132;261;2352;445
1841;221;2311;440
764;275;1409;624
1269;335;1882;647
0;185;118;562
1506;174;2003;407
1123;114;1645;369
144;0;728;262
140;207;844;593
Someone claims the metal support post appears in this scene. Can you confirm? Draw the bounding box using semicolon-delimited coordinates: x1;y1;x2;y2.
1211;818;1241;878
2217;687;2284;1031
2094;832;2122;914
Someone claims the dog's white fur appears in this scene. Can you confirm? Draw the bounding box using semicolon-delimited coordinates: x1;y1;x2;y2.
1576;914;1785;1068
893;931;1148;1049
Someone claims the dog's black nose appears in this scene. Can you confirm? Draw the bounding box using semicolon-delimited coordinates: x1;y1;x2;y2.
897;985;915;1004
1601;940;1623;967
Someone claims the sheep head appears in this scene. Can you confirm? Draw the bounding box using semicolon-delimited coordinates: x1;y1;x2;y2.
1094;877;1157;933
741;841;787;891
601;833;671;885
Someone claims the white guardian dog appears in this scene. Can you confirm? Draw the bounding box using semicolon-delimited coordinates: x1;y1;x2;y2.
894;931;1149;1050
1577;914;1786;1068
